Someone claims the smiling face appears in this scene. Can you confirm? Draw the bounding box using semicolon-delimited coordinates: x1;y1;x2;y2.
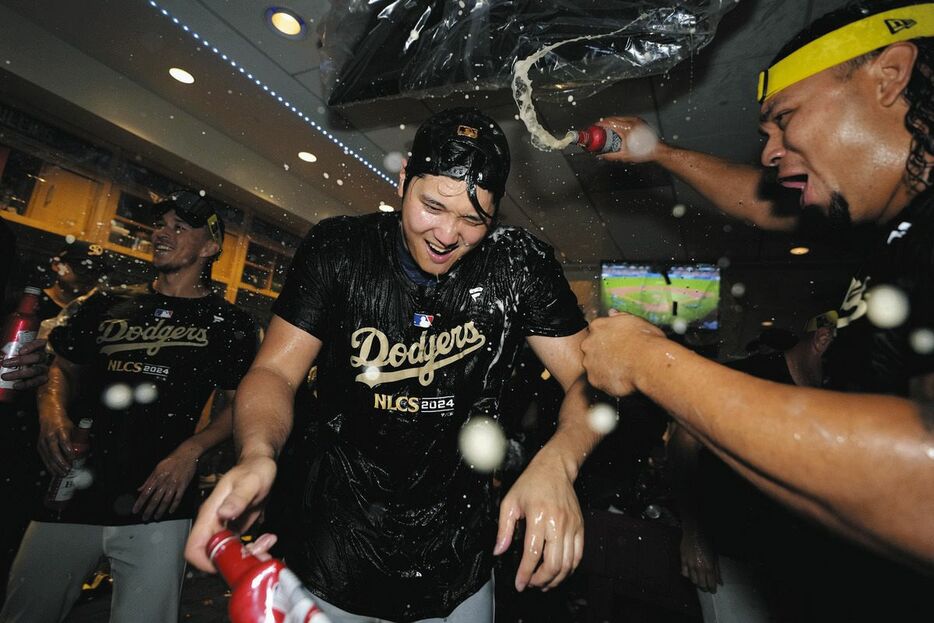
397;173;493;276
758;58;912;226
151;209;218;275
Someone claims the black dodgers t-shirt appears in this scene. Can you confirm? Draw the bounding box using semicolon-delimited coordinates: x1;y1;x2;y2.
826;188;934;394
45;284;257;525
272;213;586;621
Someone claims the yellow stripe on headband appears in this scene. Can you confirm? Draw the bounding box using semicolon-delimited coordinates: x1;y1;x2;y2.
757;3;934;103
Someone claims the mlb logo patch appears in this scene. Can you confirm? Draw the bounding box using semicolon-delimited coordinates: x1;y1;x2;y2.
154;308;173;319
413;313;434;328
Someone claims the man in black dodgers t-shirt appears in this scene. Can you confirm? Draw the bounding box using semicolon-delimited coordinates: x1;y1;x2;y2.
186;108;603;622
0;191;258;623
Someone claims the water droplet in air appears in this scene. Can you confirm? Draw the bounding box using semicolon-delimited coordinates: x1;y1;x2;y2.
102;383;133;410
866;285;909;329
909;328;934;354
383;151;404;173
588;403;618;434
458;417;506;472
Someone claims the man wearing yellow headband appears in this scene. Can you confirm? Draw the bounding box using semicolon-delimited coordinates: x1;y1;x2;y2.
581;0;934;603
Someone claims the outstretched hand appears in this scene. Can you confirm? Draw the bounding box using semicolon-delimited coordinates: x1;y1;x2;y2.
184;455;278;572
495;448;584;592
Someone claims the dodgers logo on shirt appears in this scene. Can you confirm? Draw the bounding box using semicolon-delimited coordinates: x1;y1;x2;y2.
413;313;434;328
154;308;173;319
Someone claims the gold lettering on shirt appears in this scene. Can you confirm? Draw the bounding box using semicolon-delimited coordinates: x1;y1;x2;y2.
96;319;209;355
351;322;487;387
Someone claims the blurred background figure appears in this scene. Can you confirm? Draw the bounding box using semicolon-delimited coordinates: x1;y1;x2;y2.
0;236;110;604
36;241;111;331
669;312;835;623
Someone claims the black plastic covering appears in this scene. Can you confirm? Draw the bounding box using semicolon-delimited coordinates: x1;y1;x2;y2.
319;0;738;106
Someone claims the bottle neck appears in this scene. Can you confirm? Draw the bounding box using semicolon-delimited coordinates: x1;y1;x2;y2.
209;533;260;587
579;126;608;152
72;426;91;445
16;292;40;315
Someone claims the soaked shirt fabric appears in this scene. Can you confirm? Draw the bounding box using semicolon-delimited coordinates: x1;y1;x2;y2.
44;283;257;525
272;212;586;621
810;188;934;620
826;188;934;394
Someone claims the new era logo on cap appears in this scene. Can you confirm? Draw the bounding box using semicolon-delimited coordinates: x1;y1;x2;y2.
884;18;916;34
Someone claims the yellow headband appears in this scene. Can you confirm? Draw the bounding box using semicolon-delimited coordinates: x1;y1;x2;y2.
805;310;839;333
757;3;934;103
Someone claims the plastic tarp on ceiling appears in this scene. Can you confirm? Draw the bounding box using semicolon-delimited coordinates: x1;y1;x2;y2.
319;0;739;106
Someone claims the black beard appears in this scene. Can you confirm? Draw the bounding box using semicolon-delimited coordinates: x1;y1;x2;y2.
826;192;853;230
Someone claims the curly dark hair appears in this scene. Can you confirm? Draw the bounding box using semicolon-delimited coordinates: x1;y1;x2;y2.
773;1;934;193
902;37;934;192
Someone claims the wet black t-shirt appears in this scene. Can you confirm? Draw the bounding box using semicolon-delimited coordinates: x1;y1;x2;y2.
826;188;934;394
272;213;586;621
45;284;257;525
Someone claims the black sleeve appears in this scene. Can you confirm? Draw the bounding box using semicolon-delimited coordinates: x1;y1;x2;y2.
271;218;350;339
48;290;108;364
517;235;587;338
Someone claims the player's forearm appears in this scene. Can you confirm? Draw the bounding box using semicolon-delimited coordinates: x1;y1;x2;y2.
537;375;602;481
232;366;296;462
654;145;797;231
37;359;73;425
634;339;934;563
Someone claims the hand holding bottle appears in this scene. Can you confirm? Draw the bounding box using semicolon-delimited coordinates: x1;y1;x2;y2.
0;286;47;399
208;530;330;623
585;116;663;163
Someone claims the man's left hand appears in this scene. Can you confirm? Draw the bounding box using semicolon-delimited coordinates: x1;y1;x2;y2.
133;442;200;521
495;447;584;592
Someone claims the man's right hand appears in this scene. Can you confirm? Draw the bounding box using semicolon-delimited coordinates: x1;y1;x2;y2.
38;414;74;476
184;455;278;572
594;116;664;164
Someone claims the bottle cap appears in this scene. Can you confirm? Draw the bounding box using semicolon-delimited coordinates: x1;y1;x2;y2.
23;286;41;295
78;418;93;429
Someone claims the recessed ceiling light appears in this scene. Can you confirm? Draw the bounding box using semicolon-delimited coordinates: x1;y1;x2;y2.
169;67;195;84
298;151;317;163
789;246;810;256
761;320;774;327
378;203;395;212
266;7;306;39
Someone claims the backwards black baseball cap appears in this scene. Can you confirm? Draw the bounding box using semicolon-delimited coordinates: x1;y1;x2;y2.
54;240;111;277
154;190;225;248
405;107;511;221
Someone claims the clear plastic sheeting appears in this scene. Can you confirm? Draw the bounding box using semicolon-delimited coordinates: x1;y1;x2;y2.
320;0;739;106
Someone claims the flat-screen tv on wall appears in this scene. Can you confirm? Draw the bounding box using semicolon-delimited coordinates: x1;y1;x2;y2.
600;262;720;331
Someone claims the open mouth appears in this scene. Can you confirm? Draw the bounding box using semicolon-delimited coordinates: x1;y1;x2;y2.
778;173;808;191
153;242;174;255
426;240;456;260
